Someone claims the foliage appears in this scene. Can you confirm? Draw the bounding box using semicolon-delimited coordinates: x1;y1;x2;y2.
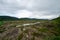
0;16;19;21
52;16;60;27
44;36;60;40
0;21;4;26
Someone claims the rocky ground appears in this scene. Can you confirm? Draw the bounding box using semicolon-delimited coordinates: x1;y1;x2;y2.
0;21;60;40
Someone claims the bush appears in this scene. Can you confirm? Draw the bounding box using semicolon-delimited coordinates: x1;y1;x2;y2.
45;36;60;40
0;21;4;26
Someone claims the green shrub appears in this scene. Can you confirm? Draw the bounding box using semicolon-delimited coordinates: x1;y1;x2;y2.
44;36;60;40
0;21;4;26
37;27;48;32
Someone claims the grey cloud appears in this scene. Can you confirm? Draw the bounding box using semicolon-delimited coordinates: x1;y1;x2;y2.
0;0;60;11
0;0;60;19
29;0;60;11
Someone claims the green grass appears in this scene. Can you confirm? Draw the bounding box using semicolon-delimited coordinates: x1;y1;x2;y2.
0;21;4;26
35;27;48;32
0;21;6;33
45;36;60;40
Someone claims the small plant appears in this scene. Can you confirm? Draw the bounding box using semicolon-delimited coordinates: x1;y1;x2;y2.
36;27;48;32
44;35;60;40
17;33;23;40
0;21;4;26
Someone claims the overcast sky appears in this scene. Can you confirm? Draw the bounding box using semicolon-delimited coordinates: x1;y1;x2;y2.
0;0;60;19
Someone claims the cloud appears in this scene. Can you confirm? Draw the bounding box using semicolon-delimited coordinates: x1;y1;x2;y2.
0;0;60;19
14;10;32;18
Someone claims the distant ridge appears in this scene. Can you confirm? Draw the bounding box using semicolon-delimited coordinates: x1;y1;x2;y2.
19;18;48;20
0;16;19;21
53;16;60;20
0;16;48;21
52;16;60;21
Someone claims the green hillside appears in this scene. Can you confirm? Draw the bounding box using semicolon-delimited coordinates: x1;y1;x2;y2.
0;16;19;21
52;16;60;27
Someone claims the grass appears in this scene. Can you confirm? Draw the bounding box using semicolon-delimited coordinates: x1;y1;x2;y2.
0;21;4;26
0;21;6;33
0;19;60;40
38;28;48;32
44;36;60;40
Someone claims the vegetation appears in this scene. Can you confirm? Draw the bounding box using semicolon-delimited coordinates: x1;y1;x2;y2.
0;16;60;40
0;16;19;21
0;21;4;26
52;16;60;27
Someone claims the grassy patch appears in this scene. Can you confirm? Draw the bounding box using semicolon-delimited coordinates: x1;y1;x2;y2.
0;21;5;33
45;36;60;40
36;27;48;32
0;21;4;26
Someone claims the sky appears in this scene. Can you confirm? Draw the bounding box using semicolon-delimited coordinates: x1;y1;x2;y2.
0;0;60;19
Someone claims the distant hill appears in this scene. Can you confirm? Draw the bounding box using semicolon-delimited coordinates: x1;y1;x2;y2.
53;16;60;21
0;16;48;21
52;16;60;27
0;16;19;21
52;16;60;22
19;18;48;20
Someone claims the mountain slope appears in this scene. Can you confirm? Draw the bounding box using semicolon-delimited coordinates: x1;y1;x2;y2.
0;16;19;21
52;16;60;27
0;16;48;21
53;16;60;21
